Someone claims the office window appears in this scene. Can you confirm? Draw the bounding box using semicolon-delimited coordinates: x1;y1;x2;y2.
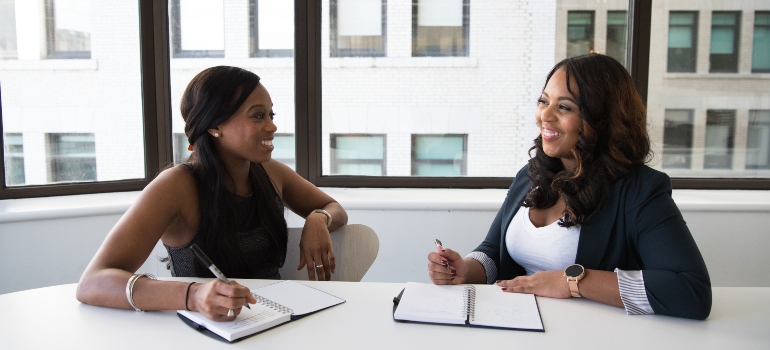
46;133;96;183
668;11;698;73
330;134;385;176
567;11;594;58
412;0;470;57
0;0;17;60
662;110;694;169
710;11;741;73
330;0;386;57
250;0;293;57
412;134;467;176
752;11;770;73
273;134;296;171
170;0;224;58
704;110;735;169
172;133;192;164
746;110;770;170
45;0;91;59
3;133;25;186
606;11;627;67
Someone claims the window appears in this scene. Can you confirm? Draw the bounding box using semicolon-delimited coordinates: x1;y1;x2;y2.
606;11;627;67
704;110;736;169
662;110;694;169
0;0;17;60
412;0;469;57
46;133;96;183
250;0;294;57
330;0;386;57
273;134;296;171
668;11;698;73
3;133;25;185
746;110;770;170
45;0;91;59
752;11;770;73
710;11;741;73
567;11;594;58
173;133;192;164
412;134;467;176
330;134;386;176
170;0;224;58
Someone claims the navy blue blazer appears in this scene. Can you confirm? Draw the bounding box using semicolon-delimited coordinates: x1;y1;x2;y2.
474;164;712;320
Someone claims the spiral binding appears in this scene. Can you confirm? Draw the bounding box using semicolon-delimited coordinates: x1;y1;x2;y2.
252;293;293;315
463;285;477;322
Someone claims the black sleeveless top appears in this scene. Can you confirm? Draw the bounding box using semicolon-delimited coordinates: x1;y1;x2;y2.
163;191;284;279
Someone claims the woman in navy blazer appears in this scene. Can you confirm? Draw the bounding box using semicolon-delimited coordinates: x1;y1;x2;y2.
428;54;711;320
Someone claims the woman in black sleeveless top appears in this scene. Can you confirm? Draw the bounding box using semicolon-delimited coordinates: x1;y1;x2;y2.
76;66;348;322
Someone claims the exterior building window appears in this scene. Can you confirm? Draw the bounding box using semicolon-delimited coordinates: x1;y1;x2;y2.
46;133;96;183
330;0;386;57
273;133;296;171
704;110;735;169
412;0;469;57
170;0;224;58
0;0;17;60
567;11;594;58
412;134;467;176
45;0;91;59
606;11;627;67
3;133;25;186
710;11;741;73
173;133;192;164
752;11;770;73
662;110;694;169
668;11;698;73
250;0;293;57
330;134;386;176
746;110;770;170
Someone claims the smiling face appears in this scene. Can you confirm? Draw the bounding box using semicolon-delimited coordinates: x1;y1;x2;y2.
536;68;583;170
208;83;277;165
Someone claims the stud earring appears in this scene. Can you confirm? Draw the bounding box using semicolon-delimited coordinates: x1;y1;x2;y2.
213;133;219;137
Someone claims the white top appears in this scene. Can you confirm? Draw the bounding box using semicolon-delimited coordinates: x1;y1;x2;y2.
506;206;580;276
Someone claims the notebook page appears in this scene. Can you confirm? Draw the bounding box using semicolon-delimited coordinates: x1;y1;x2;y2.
178;302;290;341
393;282;467;325
252;280;345;316
469;286;543;331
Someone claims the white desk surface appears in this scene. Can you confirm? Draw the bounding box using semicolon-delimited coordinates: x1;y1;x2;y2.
0;279;767;350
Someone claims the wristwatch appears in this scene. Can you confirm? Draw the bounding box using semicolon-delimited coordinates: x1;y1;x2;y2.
564;264;585;298
312;209;332;228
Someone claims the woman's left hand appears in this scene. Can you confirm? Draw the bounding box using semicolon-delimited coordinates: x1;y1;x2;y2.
298;214;335;281
496;270;571;299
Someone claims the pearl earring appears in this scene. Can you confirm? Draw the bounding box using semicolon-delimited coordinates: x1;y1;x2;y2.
213;133;219;137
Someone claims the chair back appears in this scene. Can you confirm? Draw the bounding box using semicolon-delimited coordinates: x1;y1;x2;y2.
279;224;379;282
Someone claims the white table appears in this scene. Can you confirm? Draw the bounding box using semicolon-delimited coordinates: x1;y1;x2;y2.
1;279;767;349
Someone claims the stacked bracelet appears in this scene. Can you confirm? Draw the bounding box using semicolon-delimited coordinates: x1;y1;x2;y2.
125;273;157;312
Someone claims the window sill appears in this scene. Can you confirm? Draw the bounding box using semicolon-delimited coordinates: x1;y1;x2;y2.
0;59;98;71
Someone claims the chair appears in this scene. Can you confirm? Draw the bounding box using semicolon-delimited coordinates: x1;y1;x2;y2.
279;224;379;282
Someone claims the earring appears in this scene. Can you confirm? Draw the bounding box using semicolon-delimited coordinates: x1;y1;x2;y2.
213;133;220;137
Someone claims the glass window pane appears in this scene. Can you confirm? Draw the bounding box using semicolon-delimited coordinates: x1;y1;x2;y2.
606;11;627;67
330;134;386;176
567;11;594;58
170;0;225;58
1;0;144;187
752;12;770;72
746;110;770;169
412;134;466;176
709;11;740;73
272;134;296;170
662;110;694;169
331;0;386;57
668;11;697;72
704;110;735;169
412;0;469;57
0;0;18;59
3;133;25;185
252;0;294;57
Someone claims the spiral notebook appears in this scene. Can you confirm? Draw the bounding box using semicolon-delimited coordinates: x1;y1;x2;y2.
392;282;544;332
178;280;345;342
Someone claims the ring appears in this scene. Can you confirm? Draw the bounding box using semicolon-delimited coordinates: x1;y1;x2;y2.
316;264;324;268
227;309;234;317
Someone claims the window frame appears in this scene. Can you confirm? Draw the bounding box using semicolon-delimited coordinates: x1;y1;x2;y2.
0;0;768;200
709;11;741;73
751;11;770;73
44;0;92;59
250;0;294;58
667;10;698;73
567;10;595;58
168;0;225;59
329;0;387;57
411;134;468;176
329;134;387;176
411;0;470;57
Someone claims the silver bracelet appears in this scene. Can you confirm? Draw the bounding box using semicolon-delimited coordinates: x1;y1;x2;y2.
125;273;157;312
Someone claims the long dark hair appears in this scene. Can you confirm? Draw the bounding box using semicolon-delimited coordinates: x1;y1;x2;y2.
180;66;287;277
523;54;651;227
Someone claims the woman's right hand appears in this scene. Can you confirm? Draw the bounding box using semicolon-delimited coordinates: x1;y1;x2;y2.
189;280;256;321
427;248;468;285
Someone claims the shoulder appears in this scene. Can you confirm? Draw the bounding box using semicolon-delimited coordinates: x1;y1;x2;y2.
258;160;298;197
613;165;673;210
142;165;199;207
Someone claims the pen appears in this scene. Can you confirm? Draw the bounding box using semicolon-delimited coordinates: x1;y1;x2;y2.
434;239;451;271
190;243;251;310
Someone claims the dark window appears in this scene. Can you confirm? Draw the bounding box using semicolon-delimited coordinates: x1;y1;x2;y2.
3;133;25;186
0;0;17;60
662;110;694;169
250;0;294;57
45;0;91;59
710;11;741;73
273;133;296;171
606;11;627;67
668;11;698;72
169;0;225;58
746;110;770;170
567;11;594;58
46;133;96;183
752;11;770;73
704;110;736;169
330;0;386;57
412;134;467;176
412;0;470;57
330;134;386;176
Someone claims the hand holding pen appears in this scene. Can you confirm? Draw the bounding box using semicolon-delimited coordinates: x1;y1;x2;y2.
428;239;463;285
190;244;254;318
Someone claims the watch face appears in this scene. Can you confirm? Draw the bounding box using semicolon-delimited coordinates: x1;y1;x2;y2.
565;264;584;277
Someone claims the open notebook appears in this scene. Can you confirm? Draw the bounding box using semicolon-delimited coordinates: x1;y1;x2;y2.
178;280;345;342
392;282;544;332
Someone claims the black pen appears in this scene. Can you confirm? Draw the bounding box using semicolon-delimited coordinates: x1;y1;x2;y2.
190;244;251;309
434;239;451;271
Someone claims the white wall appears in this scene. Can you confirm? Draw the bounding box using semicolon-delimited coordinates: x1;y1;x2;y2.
1;188;769;295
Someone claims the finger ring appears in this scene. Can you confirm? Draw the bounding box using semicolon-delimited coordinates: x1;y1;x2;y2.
227;309;234;317
316;264;324;268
